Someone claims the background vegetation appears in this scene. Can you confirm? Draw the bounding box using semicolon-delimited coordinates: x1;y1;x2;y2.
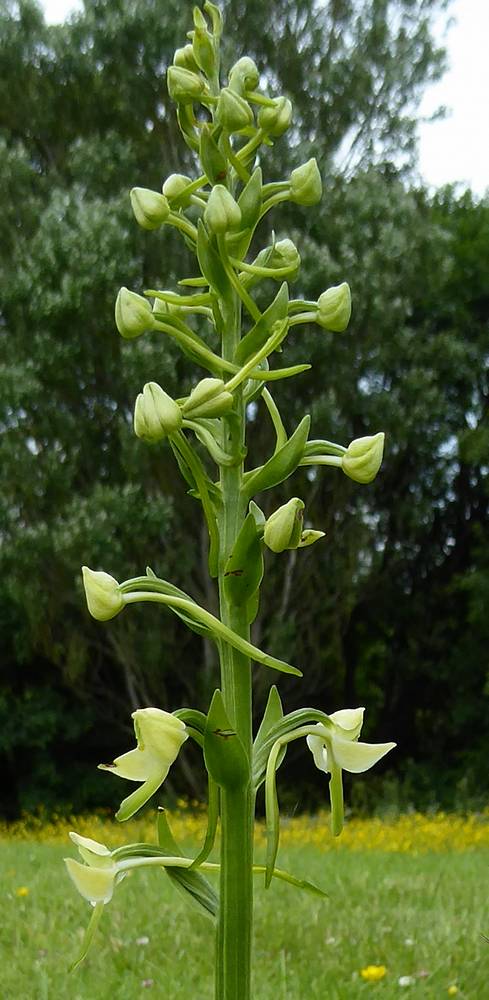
1;0;488;817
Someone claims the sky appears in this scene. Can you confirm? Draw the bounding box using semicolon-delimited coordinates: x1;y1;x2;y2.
41;0;489;196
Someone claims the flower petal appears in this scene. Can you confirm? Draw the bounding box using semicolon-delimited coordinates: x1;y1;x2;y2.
329;707;364;740
115;774;163;823
332;737;396;773
69;832;113;868
64;858;115;904
99;747;159;782
306;732;329;773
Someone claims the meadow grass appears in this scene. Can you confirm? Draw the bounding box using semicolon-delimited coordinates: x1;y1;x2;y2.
2;811;489;999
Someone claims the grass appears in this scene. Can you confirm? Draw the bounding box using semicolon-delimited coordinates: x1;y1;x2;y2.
2;811;489;999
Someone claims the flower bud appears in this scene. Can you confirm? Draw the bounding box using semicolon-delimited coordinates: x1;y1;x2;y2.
263;498;305;553
181;377;234;418
82;567;124;622
289;157;322;206
130;187;170;230
258;96;292;137
216;87;254;132
134;382;183;443
115;288;155;340
204;184;241;234
173;44;200;73
317;282;351;332
268;239;301;280
342;432;385;484
167;65;206;104
228;56;260;94
162;173;193;208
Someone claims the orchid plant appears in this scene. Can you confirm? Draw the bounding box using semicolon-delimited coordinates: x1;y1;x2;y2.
68;5;395;995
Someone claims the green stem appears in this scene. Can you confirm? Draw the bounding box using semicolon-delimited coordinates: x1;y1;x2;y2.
216;290;254;1000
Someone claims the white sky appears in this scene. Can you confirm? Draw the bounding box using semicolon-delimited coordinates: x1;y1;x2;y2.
42;0;489;196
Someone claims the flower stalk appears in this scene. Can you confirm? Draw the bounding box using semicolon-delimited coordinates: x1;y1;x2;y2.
71;4;395;997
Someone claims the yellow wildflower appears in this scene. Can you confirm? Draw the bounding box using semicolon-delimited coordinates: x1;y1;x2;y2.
447;987;458;997
15;886;29;897
360;965;387;982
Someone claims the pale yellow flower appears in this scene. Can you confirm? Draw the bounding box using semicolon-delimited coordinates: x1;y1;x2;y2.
447;987;459;997
15;886;29;898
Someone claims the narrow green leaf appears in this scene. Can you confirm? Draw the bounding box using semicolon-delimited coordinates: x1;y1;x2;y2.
166;866;218;920
197;219;231;298
69;901;104;972
157;809;219;920
236;282;289;364
254;686;283;752
265;741;282;887
204;689;248;789
244;415;310;499
223;511;264;607
189;774;220;868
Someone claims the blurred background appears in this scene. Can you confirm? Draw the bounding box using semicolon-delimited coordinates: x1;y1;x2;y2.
1;0;488;819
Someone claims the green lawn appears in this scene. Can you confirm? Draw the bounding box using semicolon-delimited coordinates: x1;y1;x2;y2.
2;842;488;998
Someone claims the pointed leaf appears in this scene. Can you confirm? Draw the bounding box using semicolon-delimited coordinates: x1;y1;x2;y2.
254;686;284;752
204;689;248;789
69;902;105;972
265;740;282;887
223;511;264;607
189;774;220;868
165;866;218;921
244;415;310;498
197;220;231;297
236;282;289;364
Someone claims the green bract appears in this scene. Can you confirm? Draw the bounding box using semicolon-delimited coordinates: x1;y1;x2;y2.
99;708;188;821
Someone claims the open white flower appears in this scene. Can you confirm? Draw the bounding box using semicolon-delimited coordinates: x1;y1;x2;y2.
99;708;188;821
64;833;119;905
307;708;395;835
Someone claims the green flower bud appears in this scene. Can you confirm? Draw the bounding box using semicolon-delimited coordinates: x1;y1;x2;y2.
258;96;292;137
130;187;170;230
182;377;234;418
115;288;155;340
134;382;183;443
228;56;260;94
167;65;206;104
289;157;322;206
317;282;351;332
269;238;301;279
162;173;193;208
82;567;124;622
199;124;228;184
204;184;241;234
216;87;254;132
342;432;385;484
263;498;305;553
173;44;200;73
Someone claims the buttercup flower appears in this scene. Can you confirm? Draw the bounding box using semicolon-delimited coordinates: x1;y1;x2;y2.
360;965;387;982
307;708;395;835
99;708;188;821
